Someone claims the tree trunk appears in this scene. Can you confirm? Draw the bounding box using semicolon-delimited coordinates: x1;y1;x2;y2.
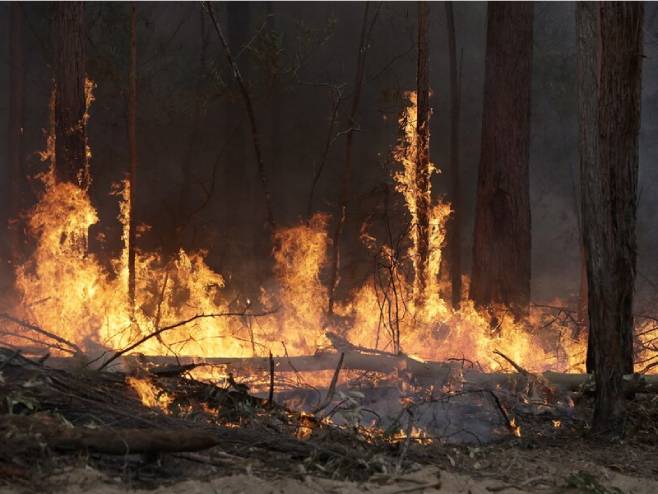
413;1;431;307
445;1;462;309
326;3;377;319
225;0;252;239
470;2;533;316
128;3;138;316
579;244;594;372
576;3;600;373
53;2;88;188
7;2;25;270
577;1;643;438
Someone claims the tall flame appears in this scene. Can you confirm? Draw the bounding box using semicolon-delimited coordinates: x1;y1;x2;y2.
9;83;651;377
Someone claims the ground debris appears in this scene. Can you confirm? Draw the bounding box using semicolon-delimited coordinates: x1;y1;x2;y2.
0;347;402;487
1;347;657;493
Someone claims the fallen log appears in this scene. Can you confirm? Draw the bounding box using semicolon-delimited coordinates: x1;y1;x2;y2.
130;354;658;391
124;351;455;382
0;413;381;467
43;350;658;393
1;414;220;455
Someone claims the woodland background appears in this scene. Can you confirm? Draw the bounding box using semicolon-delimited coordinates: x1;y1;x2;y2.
0;2;657;305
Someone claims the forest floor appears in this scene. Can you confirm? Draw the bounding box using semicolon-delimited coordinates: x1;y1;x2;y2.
0;348;656;494
2;413;657;494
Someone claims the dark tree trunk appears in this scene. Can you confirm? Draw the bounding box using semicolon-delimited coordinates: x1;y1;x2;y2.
53;2;87;187
128;3;138;316
413;1;431;307
326;3;377;318
266;2;281;176
7;2;25;270
225;1;252;236
470;2;533;315
577;1;643;438
580;244;594;372
445;1;462;309
206;1;275;296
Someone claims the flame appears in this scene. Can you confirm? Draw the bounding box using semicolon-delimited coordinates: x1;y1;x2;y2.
392;91;450;307
509;417;522;437
4;82;654;390
126;376;173;412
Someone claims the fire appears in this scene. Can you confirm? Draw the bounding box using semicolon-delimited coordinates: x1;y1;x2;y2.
509;417;522;437
126;376;173;412
340;93;588;372
392;91;451;308
5;81;653;387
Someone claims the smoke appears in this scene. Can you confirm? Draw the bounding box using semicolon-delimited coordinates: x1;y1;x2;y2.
0;2;656;304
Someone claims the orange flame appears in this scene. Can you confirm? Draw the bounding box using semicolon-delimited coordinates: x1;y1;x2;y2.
7;83;653;382
126;376;173;412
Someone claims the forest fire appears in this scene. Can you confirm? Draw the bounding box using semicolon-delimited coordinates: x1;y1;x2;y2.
6;85;590;377
1;2;658;493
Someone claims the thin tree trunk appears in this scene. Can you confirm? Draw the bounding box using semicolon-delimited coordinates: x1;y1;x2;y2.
204;1;275;233
470;2;533;316
177;8;208;232
266;2;281;180
53;2;88;188
414;1;431;307
7;2;25;269
445;1;462;309
128;3;138;316
326;3;380;319
577;1;643;438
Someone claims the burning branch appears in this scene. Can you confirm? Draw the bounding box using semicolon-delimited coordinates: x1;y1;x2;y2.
98;308;278;371
493;349;531;376
0;313;82;354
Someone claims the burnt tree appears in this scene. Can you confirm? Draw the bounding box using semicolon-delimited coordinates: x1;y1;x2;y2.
7;2;25;269
577;2;643;437
53;2;88;187
413;0;431;306
445;1;462;309
470;2;533;315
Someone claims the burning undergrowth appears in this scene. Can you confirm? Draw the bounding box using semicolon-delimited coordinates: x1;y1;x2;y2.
0;347;402;482
1;85;657;481
5;88;600;373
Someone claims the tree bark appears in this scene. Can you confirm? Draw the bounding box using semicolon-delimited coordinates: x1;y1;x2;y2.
577;1;643;438
414;1;431;306
128;3;138;316
53;2;88;188
470;2;533;316
445;1;462;309
7;2;25;269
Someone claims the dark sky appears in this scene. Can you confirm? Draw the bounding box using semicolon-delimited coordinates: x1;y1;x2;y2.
0;1;656;305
